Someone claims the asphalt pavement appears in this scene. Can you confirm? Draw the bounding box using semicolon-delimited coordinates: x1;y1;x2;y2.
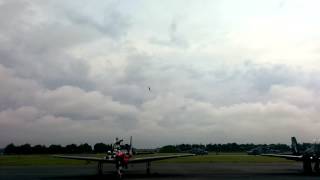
1;162;320;180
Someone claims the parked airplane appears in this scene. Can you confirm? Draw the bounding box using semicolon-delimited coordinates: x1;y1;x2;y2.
262;137;320;174
189;148;208;155
247;146;280;155
54;137;194;178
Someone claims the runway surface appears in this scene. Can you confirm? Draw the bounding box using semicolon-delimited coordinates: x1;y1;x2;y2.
1;162;320;180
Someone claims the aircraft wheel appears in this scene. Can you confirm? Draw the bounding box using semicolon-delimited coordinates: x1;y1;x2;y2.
117;167;123;179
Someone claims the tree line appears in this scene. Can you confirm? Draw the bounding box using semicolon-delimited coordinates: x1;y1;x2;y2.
3;143;112;155
159;143;312;153
3;142;312;154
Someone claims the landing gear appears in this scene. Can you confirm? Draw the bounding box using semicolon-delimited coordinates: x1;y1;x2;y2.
97;162;103;175
116;159;123;179
146;161;151;175
117;166;123;179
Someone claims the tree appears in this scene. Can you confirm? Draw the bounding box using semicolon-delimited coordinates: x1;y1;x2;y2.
32;145;47;154
18;144;32;154
94;143;112;153
159;145;177;153
4;143;17;154
48;144;63;154
65;144;78;154
78;143;92;153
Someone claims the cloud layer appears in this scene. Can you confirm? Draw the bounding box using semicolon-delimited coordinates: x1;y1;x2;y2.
1;0;320;147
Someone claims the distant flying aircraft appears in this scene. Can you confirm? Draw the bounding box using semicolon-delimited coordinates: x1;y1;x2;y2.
261;137;320;174
54;137;194;178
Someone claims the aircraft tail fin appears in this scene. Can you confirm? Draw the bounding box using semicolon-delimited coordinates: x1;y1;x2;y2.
291;137;299;155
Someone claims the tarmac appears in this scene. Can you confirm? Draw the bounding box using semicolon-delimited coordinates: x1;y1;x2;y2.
1;162;320;180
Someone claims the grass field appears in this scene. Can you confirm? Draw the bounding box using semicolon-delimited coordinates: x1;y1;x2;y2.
0;153;292;166
158;154;292;163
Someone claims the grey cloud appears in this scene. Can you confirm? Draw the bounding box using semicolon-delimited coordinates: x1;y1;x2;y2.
0;0;30;34
38;86;138;121
0;1;94;90
0;65;40;111
1;1;320;147
149;20;189;48
138;93;320;145
0;106;113;146
2;87;320;147
64;4;130;39
169;20;189;47
104;57;320;138
110;56;303;107
0;40;93;89
243;63;298;92
0;65;140;146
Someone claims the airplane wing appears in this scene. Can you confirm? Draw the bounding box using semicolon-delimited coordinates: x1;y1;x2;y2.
53;154;194;163
53;155;115;163
128;154;195;163
261;154;303;161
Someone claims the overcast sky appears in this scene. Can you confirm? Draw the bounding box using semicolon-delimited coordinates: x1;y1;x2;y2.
1;0;320;148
